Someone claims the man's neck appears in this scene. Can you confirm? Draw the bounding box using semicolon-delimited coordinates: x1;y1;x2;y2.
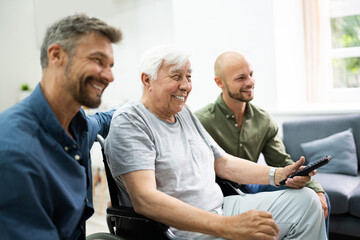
40;76;80;138
140;96;176;123
222;93;247;130
222;93;246;117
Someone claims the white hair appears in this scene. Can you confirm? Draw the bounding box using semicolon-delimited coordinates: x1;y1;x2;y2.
139;45;190;80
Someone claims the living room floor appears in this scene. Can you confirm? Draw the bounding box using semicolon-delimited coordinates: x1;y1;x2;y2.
86;173;110;236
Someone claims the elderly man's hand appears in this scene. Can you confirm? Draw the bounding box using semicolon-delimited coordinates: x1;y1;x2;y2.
222;210;279;240
276;156;316;188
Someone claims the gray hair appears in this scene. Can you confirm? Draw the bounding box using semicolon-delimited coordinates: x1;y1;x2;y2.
139;45;190;80
40;13;122;70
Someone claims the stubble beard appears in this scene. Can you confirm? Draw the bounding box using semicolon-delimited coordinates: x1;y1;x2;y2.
226;87;254;103
64;61;102;109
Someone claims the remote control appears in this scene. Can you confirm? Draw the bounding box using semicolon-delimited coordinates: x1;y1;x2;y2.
279;155;332;185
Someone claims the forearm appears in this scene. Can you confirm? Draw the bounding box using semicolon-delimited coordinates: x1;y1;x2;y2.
215;153;271;184
87;109;115;139
215;153;288;186
135;189;224;236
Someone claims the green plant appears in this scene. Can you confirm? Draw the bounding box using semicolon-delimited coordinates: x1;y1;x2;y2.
20;84;30;91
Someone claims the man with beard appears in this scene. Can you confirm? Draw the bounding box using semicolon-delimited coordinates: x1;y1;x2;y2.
195;51;330;237
0;14;122;239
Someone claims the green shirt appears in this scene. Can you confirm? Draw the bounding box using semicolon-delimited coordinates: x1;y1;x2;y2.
195;94;323;193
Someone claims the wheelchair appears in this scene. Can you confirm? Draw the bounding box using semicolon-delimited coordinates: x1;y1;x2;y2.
86;135;241;240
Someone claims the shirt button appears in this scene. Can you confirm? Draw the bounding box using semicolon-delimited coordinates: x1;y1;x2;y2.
86;198;89;203
235;123;238;127
240;143;243;147
64;146;69;151
226;115;229;118
75;155;80;160
232;115;235;118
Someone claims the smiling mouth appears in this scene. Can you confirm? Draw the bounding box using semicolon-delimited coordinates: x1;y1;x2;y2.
92;83;103;91
88;77;107;96
173;95;186;101
91;83;104;97
241;89;253;94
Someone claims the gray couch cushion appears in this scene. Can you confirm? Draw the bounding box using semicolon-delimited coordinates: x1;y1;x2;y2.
330;214;360;237
300;129;358;176
313;173;360;214
350;185;360;217
282;114;360;170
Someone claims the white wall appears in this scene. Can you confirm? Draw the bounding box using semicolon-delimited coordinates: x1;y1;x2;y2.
102;0;175;109
0;0;305;114
273;0;307;109
0;0;41;111
171;0;277;112
0;0;176;111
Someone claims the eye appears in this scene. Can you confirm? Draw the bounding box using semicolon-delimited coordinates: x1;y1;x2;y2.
170;74;181;81
186;75;192;82
92;57;104;66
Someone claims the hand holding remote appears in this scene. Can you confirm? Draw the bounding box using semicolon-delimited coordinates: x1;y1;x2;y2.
279;156;332;186
277;156;306;188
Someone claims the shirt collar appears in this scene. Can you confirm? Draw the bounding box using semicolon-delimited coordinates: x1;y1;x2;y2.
215;93;255;119
29;84;88;145
215;94;233;117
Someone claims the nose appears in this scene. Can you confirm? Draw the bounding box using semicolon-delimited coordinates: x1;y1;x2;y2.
179;76;192;90
100;66;114;83
246;75;255;86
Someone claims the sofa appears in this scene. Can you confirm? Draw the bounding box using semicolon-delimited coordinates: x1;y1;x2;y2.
282;114;360;238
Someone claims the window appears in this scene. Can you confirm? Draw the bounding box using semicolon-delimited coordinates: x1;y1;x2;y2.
329;0;360;89
302;0;360;107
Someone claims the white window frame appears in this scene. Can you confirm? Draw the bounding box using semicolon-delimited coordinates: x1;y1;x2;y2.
325;0;360;105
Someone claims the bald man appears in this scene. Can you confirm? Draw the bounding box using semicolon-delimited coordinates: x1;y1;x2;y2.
195;51;330;237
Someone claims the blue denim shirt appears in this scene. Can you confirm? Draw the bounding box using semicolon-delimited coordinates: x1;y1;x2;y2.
0;84;114;239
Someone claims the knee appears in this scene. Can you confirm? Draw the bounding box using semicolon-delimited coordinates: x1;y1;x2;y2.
289;188;322;212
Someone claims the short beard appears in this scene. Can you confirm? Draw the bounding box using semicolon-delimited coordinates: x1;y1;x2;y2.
64;60;102;109
225;82;253;103
227;90;253;103
76;76;102;108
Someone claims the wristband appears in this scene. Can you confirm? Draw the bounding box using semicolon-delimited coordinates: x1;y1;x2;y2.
269;167;278;187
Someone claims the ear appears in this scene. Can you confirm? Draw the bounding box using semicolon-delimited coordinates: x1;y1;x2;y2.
141;73;152;90
214;76;224;89
47;43;66;67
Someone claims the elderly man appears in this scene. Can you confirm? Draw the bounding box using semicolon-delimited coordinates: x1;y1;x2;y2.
105;45;327;240
194;52;330;237
0;14;122;239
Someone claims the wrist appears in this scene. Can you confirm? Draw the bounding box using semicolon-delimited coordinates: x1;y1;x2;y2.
216;215;232;239
274;168;284;186
269;167;284;186
269;167;277;186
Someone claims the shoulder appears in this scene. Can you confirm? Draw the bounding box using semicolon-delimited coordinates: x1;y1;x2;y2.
108;101;156;137
248;102;269;116
0;102;40;146
194;103;216;123
0;105;42;167
181;105;200;120
112;101;148;123
248;103;278;129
